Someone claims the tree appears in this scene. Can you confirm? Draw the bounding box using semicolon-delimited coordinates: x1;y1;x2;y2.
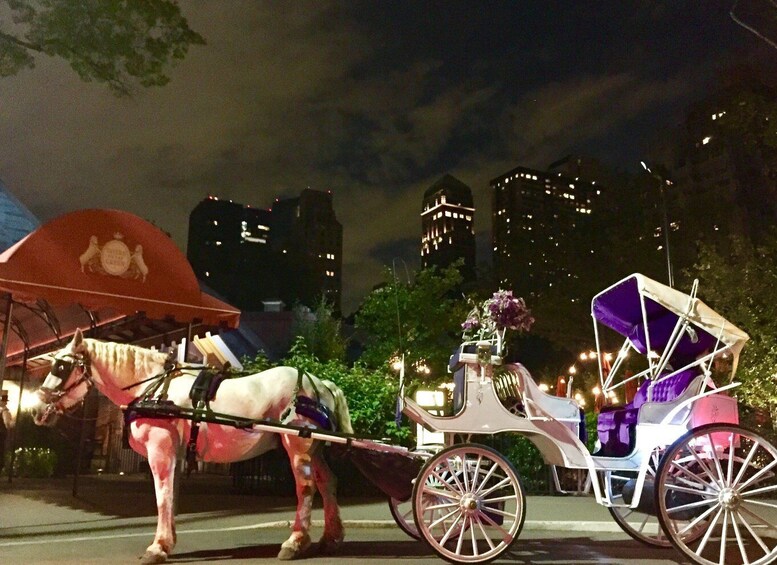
355;264;470;385
687;234;777;419
293;297;347;363
280;337;413;445
0;0;204;95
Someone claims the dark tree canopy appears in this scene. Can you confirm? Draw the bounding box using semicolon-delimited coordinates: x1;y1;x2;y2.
0;0;205;95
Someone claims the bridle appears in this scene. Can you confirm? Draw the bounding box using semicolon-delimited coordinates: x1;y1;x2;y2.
37;352;93;419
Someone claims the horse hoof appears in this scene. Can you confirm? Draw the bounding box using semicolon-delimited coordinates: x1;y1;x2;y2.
277;546;298;561
318;537;343;555
139;550;167;564
278;536;312;561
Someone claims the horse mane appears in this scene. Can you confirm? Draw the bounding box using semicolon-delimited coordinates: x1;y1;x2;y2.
83;338;170;383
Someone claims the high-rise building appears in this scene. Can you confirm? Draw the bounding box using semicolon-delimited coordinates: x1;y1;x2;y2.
187;189;342;312
666;72;777;260
0;178;39;252
187;196;275;310
420;174;476;280
271;189;342;311
492;165;601;297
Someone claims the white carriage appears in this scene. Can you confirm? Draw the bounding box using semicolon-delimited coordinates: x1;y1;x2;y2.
398;273;777;565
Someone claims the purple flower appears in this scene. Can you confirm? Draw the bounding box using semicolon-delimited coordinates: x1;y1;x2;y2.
486;290;534;333
461;290;534;341
461;317;481;332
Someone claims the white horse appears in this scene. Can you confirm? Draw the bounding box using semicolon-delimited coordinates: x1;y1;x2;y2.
29;329;353;564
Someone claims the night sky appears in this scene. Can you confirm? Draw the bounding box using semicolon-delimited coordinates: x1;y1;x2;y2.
0;1;773;313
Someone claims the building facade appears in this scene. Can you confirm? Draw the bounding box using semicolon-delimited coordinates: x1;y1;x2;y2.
187;189;342;312
270;189;343;311
420;174;476;280
666;73;777;264
492;165;601;297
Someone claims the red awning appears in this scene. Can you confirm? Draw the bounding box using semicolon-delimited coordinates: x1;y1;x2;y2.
0;209;240;343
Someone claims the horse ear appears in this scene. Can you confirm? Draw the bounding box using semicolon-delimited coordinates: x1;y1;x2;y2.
72;328;84;350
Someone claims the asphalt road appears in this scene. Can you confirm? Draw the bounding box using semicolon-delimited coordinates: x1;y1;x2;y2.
0;520;689;565
0;475;691;565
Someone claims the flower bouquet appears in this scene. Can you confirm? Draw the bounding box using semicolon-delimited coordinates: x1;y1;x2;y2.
461;290;534;355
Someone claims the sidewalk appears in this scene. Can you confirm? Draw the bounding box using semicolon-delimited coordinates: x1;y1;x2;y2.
0;473;618;537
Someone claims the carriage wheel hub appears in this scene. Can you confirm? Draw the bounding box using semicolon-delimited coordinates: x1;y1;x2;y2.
719;487;741;510
460;494;480;514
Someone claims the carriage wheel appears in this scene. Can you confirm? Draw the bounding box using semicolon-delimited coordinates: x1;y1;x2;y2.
606;447;675;548
388;447;441;540
412;443;525;564
655;424;777;565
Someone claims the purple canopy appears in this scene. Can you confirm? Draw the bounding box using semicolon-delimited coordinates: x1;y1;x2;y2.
592;274;748;363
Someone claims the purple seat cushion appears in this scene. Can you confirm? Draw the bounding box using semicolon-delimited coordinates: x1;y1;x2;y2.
596;368;697;456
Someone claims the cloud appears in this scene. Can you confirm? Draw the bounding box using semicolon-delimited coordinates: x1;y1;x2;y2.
0;2;742;315
502;73;692;165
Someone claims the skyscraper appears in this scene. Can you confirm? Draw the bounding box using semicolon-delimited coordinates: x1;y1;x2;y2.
187;189;342;312
667;71;777;258
271;189;343;311
420;174;476;280
187;196;275;310
492;165;601;297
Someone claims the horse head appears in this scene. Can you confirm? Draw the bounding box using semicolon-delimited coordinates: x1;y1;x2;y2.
30;328;93;426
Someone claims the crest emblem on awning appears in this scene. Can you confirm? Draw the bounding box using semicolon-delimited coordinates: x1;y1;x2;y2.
79;233;148;282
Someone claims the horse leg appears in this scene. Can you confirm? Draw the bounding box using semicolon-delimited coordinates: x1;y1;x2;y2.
311;451;344;554
131;423;179;565
278;435;317;560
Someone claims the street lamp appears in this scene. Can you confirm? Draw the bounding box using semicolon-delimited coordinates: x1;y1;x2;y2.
641;161;674;288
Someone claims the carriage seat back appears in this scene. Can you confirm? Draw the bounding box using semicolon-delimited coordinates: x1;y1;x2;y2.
633;368;698;408
596;368;699;457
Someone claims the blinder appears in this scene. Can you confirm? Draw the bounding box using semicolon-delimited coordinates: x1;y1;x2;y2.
40;352;92;404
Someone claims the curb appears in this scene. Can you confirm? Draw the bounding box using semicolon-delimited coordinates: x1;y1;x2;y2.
306;519;622;533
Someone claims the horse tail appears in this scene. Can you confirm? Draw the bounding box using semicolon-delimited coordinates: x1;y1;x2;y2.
322;379;353;434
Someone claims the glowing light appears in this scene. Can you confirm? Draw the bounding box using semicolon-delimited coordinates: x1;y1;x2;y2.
539;383;550;392
604;353;613;362
579;352;587;361
0;383;38;414
592;386;601;396
568;365;577;375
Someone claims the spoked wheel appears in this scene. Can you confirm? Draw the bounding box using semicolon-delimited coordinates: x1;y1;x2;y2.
656;423;777;565
606;447;675;547
388;447;441;540
412;443;526;563
389;495;420;539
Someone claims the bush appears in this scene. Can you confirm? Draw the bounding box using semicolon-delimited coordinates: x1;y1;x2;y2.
9;447;57;478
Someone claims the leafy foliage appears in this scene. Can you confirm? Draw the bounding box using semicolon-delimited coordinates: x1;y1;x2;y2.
7;446;57;477
292;298;347;363
0;0;205;95
355;264;471;384
688;234;777;413
244;337;413;445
